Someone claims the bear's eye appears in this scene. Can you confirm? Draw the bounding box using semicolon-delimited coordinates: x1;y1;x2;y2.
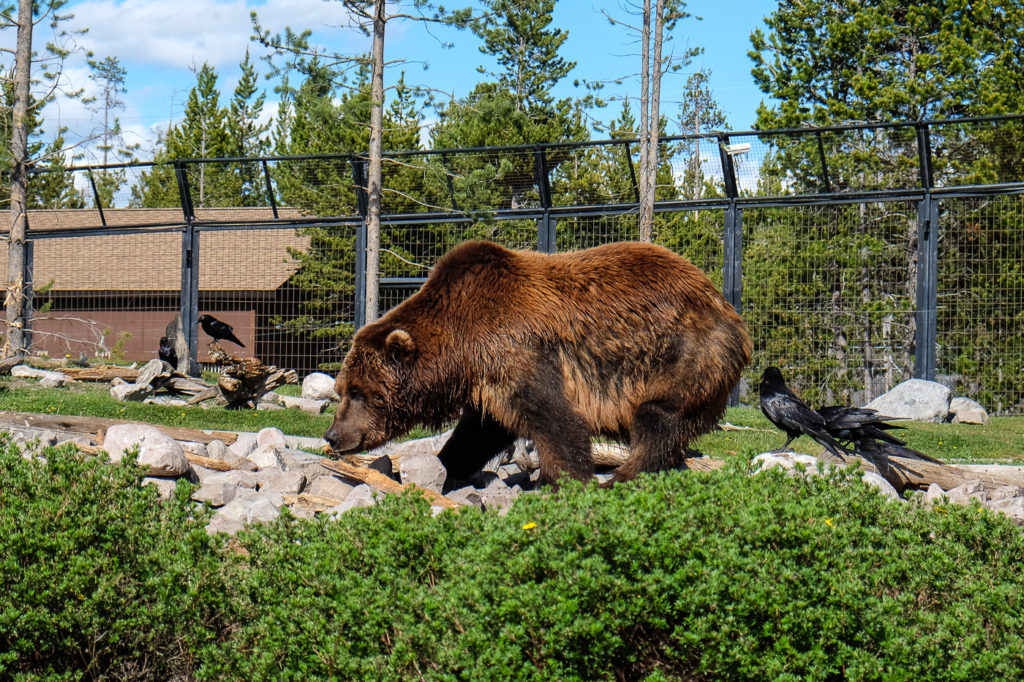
347;387;363;402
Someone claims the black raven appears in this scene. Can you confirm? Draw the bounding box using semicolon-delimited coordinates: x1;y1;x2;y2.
198;314;245;348
817;405;907;447
759;366;848;459
158;336;178;367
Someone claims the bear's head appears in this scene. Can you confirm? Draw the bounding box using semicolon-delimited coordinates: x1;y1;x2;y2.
324;327;417;455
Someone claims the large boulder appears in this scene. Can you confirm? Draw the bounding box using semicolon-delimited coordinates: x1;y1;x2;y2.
950;396;990;425
103;424;189;477
864;379;951;423
302;372;338;401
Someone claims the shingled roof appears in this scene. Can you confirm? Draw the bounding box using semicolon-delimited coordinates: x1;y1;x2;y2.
2;207;313;292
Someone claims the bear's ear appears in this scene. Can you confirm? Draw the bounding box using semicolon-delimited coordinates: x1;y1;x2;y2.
384;328;417;364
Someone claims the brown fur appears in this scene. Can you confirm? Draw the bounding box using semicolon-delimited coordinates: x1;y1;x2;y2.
325;240;752;486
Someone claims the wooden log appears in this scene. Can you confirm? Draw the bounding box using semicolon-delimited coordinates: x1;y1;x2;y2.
320;459;461;509
282;493;345;511
184;452;236;472
854;454;1024;491
0;410;239;445
44;365;141;382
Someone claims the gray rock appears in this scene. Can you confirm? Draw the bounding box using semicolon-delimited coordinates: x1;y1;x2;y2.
248;445;286;471
110;379;155;402
306;474;355;501
399;452;448;492
864;379;951;423
103;424;190;477
143;476;178;500
924;482;946;504
950;397;990;425
253;470;306;495
751;451;822;475
279;395;329;414
212;490;284;526
302;372;338;400
861;471;900;500
987;497;1024;524
478;485;520;513
945;479;986;506
989;485;1024;501
39;373;67;389
326;484;378;515
228;432;259;459
206;439;229;461
193;469;257;492
257;427;288;450
205;515;246;535
256;401;285;411
191;480;239;507
369;432;450;461
446;486;485;507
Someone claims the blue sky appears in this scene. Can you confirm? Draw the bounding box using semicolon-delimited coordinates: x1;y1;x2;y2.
41;0;778;162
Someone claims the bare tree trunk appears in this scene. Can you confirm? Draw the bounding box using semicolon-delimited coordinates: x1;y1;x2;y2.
645;0;666;242
5;0;33;360
637;0;652;242
364;0;385;323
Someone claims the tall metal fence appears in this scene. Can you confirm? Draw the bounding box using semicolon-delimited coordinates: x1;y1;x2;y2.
4;114;1024;412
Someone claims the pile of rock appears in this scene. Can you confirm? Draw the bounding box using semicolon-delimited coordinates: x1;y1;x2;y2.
45;422;540;535
753;451;1024;525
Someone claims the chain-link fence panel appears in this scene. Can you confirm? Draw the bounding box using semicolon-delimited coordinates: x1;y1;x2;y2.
937;195;1024;414
741;202;919;407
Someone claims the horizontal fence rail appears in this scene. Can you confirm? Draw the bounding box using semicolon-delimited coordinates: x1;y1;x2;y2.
3;115;1023;413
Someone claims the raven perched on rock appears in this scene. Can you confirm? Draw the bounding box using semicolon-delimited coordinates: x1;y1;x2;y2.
198;314;245;348
758;366;848;459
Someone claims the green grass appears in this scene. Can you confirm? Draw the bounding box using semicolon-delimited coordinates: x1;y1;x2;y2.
2;376;1022;463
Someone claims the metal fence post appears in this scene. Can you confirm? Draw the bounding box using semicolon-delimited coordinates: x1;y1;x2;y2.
913;123;938;381
914;195;939;381
535;146;556;253
352;158;369;329
174;161;199;365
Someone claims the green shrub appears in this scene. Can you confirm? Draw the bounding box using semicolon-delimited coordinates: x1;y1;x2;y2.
3;440;1023;680
209;462;1024;681
0;436;234;681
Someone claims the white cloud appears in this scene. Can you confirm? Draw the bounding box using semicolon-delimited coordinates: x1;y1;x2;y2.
68;0;358;71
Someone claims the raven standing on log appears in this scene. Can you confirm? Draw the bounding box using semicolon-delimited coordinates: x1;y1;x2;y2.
758;366;849;459
198;314;245;348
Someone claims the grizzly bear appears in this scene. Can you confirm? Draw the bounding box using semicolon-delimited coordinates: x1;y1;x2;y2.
324;240;751;486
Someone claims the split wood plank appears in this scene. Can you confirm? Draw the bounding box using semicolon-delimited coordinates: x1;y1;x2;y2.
320;459;461;509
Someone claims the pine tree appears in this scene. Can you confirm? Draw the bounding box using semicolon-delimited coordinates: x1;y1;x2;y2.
86;56;138;207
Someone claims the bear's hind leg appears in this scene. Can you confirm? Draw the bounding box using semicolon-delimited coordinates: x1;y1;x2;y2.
438;405;517;489
611;400;688;484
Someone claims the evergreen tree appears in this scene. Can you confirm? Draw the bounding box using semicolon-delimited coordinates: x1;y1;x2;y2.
133;59;270;208
744;0;1024;403
86;56;138;207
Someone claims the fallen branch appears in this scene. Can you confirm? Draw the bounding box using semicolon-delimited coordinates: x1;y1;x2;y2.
853;454;1024;492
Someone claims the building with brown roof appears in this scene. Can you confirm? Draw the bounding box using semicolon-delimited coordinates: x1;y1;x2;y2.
1;207;330;370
